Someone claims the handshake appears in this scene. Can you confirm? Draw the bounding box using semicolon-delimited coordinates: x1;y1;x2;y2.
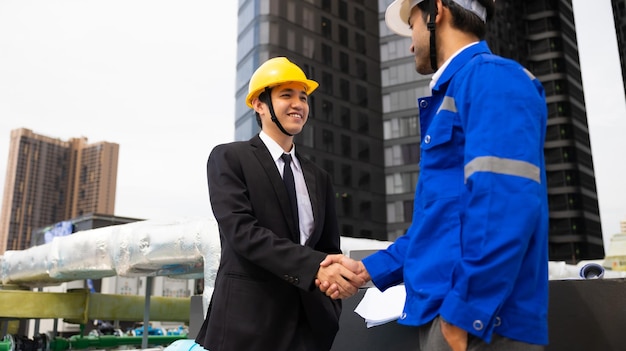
315;254;371;299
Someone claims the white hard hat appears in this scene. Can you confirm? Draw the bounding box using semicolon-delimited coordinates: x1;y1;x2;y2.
385;0;488;37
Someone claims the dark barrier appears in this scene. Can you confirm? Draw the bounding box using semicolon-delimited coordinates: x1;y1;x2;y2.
189;278;626;351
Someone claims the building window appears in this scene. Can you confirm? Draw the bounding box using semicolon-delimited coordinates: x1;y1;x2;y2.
322;72;333;94
354;8;365;29
355;58;367;79
357;113;369;133
81;166;88;182
322;100;333;121
321;17;332;38
339;51;349;71
385;143;419;166
358;171;370;190
341;164;352;186
356;85;368;106
302;36;315;58
340;107;351;128
387;202;401;223
339;1;348;19
341;135;351;157
322;44;333;65
384;116;419;139
286;0;296;22
355;33;366;54
357;140;370;162
321;129;334;152
386;172;418;195
339;25;348;46
339;79;350;100
322;0;331;12
303;8;315;31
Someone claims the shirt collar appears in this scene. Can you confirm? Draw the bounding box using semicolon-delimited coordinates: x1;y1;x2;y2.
430;41;480;90
259;131;301;170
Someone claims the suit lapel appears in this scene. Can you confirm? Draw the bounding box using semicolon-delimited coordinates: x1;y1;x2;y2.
250;136;300;242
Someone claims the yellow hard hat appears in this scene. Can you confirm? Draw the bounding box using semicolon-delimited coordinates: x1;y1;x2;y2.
246;57;319;108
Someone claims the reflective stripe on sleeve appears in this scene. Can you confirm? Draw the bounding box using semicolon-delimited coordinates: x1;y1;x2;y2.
464;156;541;183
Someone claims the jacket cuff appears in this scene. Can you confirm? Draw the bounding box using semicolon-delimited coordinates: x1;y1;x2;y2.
439;292;498;342
362;253;402;291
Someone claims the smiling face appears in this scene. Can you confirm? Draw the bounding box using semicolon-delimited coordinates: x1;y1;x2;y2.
253;81;309;146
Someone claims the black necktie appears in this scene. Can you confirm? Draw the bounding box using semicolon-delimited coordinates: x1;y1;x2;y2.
281;153;299;237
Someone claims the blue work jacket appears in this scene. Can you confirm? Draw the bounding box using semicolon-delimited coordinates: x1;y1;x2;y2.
363;41;549;345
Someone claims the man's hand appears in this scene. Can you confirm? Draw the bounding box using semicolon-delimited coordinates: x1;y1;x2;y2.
315;254;370;299
440;318;468;351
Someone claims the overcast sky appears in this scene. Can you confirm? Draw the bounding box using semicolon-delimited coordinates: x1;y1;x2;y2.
0;1;624;249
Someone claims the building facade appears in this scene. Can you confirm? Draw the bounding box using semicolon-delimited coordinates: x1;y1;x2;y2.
0;128;119;253
381;0;605;261
378;1;429;241
235;0;388;239
235;0;605;261
612;0;626;94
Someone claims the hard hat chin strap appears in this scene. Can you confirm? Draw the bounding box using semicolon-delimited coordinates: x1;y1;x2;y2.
262;87;294;137
428;0;438;71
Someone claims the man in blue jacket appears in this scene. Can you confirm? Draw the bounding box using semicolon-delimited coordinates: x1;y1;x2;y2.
320;0;549;350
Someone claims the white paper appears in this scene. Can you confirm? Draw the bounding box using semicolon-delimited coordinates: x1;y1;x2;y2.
354;285;406;328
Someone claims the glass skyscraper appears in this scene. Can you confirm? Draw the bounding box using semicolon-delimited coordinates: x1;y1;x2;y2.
235;0;387;240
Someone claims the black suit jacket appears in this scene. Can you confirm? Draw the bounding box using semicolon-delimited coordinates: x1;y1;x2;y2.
195;135;342;351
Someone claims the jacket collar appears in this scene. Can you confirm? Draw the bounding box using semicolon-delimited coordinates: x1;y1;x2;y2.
432;40;492;93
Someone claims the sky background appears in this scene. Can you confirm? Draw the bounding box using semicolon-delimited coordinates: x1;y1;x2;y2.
0;1;624;250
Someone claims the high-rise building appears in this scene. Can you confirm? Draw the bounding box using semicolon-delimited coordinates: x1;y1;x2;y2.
495;1;604;262
235;0;388;239
612;0;626;94
235;0;605;262
383;0;604;262
378;3;428;241
0;128;119;253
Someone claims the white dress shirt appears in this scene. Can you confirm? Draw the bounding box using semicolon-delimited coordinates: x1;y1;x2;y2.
259;131;314;245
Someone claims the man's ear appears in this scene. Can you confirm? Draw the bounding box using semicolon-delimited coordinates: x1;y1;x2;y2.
435;0;445;24
252;98;266;115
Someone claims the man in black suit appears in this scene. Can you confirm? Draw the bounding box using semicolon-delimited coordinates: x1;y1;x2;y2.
194;57;363;351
